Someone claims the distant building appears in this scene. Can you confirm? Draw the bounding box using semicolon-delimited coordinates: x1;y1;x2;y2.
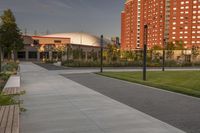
18;32;111;61
121;0;200;51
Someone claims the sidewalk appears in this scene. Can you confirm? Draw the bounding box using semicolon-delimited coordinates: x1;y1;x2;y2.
20;62;185;133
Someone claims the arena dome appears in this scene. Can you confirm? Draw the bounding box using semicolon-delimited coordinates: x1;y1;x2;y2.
43;32;111;47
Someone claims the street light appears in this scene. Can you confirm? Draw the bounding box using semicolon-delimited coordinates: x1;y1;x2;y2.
162;39;166;71
143;25;148;81
0;20;2;73
0;36;1;73
100;35;104;73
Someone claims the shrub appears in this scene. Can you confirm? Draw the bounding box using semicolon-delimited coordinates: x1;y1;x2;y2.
165;60;178;67
0;73;10;91
193;62;200;66
147;62;161;67
62;60;143;67
0;73;10;81
62;59;200;67
181;62;192;67
44;59;56;64
2;61;18;72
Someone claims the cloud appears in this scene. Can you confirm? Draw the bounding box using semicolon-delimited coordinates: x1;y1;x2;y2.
50;0;72;9
39;0;72;9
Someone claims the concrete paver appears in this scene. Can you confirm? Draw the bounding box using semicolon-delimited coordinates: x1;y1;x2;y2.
20;62;185;133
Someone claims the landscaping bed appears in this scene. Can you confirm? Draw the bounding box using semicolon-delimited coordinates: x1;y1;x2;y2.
62;60;200;67
0;61;19;105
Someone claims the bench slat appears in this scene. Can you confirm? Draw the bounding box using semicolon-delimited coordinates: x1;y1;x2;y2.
0;105;19;133
0;106;9;133
13;89;16;95
2;87;23;96
5;105;14;133
12;105;19;133
0;106;5;126
8;88;11;95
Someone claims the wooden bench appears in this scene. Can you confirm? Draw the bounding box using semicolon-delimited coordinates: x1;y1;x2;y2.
2;75;23;96
0;105;19;133
1;87;23;96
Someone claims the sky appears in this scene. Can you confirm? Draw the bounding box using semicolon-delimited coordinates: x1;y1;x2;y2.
0;0;125;38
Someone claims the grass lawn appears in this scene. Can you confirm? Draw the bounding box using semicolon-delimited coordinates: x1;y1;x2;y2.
0;95;16;105
98;71;200;98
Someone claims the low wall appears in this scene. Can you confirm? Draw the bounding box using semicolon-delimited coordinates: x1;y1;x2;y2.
4;75;20;88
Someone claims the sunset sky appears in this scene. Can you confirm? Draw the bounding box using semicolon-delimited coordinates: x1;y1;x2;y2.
0;0;124;38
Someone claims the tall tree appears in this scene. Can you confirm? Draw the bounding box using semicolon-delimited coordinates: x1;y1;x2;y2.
0;9;24;60
166;42;175;60
106;44;120;63
191;45;199;61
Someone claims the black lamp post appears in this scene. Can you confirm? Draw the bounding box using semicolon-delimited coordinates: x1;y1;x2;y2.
100;35;103;73
0;33;1;73
143;25;148;81
162;39;166;71
0;45;1;73
0;20;2;73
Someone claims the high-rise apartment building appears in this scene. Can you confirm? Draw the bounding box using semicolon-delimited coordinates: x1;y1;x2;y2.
121;0;141;50
121;0;200;50
168;0;200;48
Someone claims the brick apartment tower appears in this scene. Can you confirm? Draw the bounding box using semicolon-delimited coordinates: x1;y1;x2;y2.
121;0;200;50
167;0;200;48
121;0;142;50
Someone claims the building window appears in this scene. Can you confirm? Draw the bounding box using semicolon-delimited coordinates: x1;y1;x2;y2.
54;40;62;43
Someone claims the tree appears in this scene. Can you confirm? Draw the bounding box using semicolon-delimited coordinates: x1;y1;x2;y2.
151;44;162;50
106;44;120;63
66;44;73;61
191;45;199;61
53;45;67;61
121;51;136;61
150;44;162;62
0;9;24;60
175;40;184;50
166;42;175;60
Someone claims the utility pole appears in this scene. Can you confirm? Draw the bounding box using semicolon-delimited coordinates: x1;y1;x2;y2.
143;25;148;81
162;39;166;71
100;35;104;73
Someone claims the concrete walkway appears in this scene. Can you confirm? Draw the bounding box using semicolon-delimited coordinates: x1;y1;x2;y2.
20;62;185;133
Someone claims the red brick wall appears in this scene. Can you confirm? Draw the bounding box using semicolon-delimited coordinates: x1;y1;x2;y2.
168;0;200;48
121;0;200;50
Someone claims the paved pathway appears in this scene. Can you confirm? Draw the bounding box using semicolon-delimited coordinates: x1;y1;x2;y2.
35;62;200;75
64;73;200;133
20;62;185;133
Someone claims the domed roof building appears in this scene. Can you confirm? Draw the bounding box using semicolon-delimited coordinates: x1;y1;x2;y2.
19;32;111;61
43;32;111;47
